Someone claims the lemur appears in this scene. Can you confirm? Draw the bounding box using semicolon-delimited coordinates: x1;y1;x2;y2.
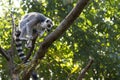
18;12;53;48
14;12;53;79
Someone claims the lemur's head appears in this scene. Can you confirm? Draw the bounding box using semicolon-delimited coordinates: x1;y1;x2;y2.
41;18;53;32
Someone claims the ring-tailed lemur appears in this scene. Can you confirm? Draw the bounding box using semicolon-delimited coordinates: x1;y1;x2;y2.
14;12;53;79
18;12;53;48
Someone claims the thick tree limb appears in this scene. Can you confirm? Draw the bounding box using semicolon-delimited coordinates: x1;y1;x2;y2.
0;47;9;61
35;0;90;60
77;59;94;80
22;0;90;79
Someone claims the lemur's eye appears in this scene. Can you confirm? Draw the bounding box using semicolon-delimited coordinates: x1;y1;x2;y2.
46;20;50;23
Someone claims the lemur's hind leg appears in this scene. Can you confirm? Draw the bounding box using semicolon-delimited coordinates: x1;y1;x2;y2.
25;18;38;40
26;23;33;40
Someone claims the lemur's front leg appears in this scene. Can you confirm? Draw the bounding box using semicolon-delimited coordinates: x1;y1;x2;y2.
38;29;46;37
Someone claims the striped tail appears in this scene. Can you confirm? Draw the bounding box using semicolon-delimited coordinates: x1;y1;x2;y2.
15;30;26;61
14;30;38;80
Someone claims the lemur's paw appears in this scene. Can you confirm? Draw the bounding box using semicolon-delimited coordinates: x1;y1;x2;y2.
25;44;32;48
27;36;33;40
19;37;28;41
25;40;32;48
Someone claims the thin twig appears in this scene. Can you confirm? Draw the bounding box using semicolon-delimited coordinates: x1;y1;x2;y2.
10;11;16;55
77;58;94;80
0;47;9;61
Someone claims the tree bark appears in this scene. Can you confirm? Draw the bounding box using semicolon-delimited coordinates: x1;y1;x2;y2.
22;0;90;79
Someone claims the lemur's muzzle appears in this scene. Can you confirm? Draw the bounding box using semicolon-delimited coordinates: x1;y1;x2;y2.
47;29;50;32
47;24;51;28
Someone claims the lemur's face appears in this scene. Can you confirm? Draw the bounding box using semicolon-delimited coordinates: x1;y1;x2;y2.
41;18;53;31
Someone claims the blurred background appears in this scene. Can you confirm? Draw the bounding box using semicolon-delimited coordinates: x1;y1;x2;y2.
0;0;120;80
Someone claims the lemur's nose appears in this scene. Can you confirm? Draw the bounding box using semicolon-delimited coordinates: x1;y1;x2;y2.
47;24;51;28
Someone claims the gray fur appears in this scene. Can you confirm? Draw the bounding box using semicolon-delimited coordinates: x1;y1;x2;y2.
18;12;53;47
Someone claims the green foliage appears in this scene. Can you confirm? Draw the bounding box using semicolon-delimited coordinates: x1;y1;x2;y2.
0;0;120;79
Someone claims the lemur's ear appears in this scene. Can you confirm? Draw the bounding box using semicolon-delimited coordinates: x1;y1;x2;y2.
46;19;50;23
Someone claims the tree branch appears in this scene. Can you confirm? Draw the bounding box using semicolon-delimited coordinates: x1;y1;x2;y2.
9;9;19;80
0;47;10;61
10;11;16;55
22;0;90;79
77;58;94;80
